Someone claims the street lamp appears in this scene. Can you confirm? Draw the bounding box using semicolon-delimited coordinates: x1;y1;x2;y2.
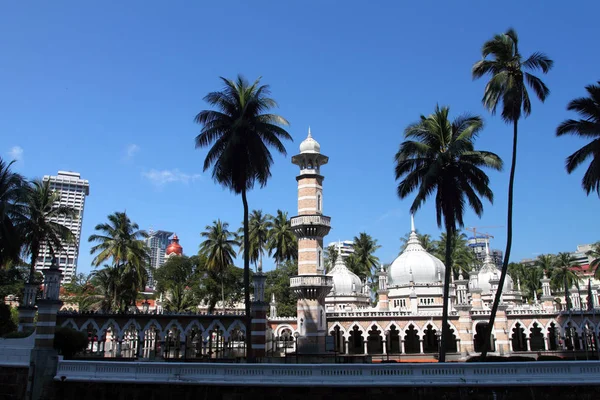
293;332;300;363
436;330;443;360
142;299;150;314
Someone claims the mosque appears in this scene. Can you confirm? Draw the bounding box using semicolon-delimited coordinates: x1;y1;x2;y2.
265;129;600;360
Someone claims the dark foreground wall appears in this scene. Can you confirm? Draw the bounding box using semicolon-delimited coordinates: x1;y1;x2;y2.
54;383;600;400
0;366;28;400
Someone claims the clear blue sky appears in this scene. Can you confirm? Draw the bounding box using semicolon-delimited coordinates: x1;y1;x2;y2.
1;1;598;275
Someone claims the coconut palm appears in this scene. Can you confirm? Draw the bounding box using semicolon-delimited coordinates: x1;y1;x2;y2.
434;231;476;279
395;105;503;362
238;210;272;270
194;75;291;356
0;158;27;268
267;210;297;268
556;82;600;196
472;28;553;357
88;211;150;299
551;252;580;311
535;254;555;275
400;231;435;253
324;244;339;273
199;220;239;313
91;264;128;311
588;242;600;279
351;232;381;281
521;265;543;302
20;179;75;282
164;284;197;313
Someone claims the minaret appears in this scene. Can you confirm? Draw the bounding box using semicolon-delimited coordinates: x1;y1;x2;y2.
290;128;333;353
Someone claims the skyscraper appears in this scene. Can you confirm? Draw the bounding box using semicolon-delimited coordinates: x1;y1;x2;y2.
35;171;89;284
467;235;503;269
145;229;174;289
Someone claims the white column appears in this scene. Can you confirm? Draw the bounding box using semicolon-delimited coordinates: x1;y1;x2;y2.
382;340;387;355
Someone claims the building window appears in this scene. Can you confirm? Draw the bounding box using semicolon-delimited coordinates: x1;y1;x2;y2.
318;250;322;268
317;193;322;212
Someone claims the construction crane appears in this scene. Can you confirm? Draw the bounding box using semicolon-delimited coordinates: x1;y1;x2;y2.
464;226;504;240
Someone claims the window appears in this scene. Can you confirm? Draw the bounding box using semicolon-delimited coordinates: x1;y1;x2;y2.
318;250;322;268
317;193;322;212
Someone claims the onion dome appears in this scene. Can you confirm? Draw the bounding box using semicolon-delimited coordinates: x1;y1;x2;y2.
327;248;362;295
299;127;321;154
166;234;183;256
477;242;513;293
388;215;445;285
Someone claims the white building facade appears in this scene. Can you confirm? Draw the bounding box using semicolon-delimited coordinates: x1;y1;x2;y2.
35;171;89;284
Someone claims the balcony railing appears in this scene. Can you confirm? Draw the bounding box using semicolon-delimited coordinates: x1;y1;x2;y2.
290;275;332;288
290;215;331;227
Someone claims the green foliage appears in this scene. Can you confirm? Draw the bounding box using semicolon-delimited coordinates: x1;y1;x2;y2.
62;273;102;312
351;232;381;281
0;158;27;268
265;260;297;317
267;210;297;268
238;210;272;270
194;264;245;313
0;263;26;300
556;82;600;197
433;231;476;278
54;327;88;359
154;255;204;313
0;303;17;335
587;242;600;279
324;244;338;273
400;231;435;253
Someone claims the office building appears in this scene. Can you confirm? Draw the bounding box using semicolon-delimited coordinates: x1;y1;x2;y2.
145;229;174;289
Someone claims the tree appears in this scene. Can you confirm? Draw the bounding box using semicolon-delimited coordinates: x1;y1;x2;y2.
194;264;245;314
88;211;150;306
324;244;339;273
238;210;272;270
90;264;126;311
62;273;102;312
395;105;502;362
194;75;291;357
351;232;381;281
267;210;297;268
199;220;239;312
587;242;600;279
21;179;75;282
472;28;553;358
556;82;600;197
551;252;580;311
152;255;203;313
0;158;26;268
265;260;297;317
521;265;543;302
433;231;476;279
400;231;435;253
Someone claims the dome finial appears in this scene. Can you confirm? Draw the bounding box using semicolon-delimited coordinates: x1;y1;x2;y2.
307;126;312;138
410;214;415;232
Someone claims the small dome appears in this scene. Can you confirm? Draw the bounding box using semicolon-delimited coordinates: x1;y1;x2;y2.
299;127;321;154
327;256;362;295
166;234;183;256
388;216;445;285
477;253;513;294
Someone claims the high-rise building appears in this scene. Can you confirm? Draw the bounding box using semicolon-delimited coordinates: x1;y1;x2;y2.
326;240;354;260
467;235;503;269
145;229;174;289
35;171;89;284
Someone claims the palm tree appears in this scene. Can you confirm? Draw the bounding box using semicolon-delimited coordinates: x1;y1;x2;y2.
21;179;75;282
324;244;339;273
434;231;476;279
164;284;197;313
88;211;150;302
351;232;381;281
91;264;126;311
556;81;600;196
0;158;26;268
400;231;435;253
267;210;297;268
535;254;555;276
521;265;543;302
587;242;600;279
199;220;239;312
238;210;272;270
472;28;553;358
194;75;291;356
551;252;580;311
395;105;503;362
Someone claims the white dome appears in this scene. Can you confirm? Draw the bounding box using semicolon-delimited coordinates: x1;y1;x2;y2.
327;256;362;295
388;218;445;286
477;255;513;294
299;128;321;154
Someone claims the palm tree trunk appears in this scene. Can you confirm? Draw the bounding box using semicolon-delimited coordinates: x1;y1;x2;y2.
28;242;39;284
439;223;454;363
221;271;226;314
564;273;570;311
482;118;519;359
241;188;253;360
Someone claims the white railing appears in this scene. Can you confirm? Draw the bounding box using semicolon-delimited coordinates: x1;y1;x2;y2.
290;276;332;287
55;360;600;386
290;215;331;227
0;333;35;367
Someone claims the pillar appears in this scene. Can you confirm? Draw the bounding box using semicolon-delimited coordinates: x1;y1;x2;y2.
251;268;268;359
18;283;37;333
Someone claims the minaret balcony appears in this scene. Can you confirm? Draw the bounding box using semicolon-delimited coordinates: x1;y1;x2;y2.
290;275;333;300
290;215;331;238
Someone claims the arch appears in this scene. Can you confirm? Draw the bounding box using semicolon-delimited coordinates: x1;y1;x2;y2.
509;319;531;336
345;323;366;340
422;323;439;353
226;320;246;339
99;319;121;338
79;319;100;334
510;322;527;352
474;321;495;353
204;320;227;339
120;319;142;340
386;324;401;354
327;322;346;337
562;319;581;335
529;322;545;351
400;321;422;336
348;325;365;354
184;320;205;337
61;318;78;330
163;320;185;341
367;321;386;339
547;322;560;351
366;324;384;354
403;324;420;354
275;323;295;337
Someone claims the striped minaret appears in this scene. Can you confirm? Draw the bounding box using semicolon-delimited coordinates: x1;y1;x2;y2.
17;284;38;332
250;263;268;358
34;263;63;349
290;128;333;353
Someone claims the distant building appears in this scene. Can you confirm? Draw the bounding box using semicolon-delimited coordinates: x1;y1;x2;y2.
467;236;503;269
35;171;89;284
145;229;174;289
327;240;354;260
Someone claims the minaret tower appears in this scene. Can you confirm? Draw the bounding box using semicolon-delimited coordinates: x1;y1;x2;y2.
290;128;333;353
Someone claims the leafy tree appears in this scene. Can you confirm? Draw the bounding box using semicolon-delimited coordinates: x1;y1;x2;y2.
395;105;502;362
62;273;101;312
21;179;75;282
521;265;543;302
0;158;26;268
54;327;88;359
88;211;150;295
238;210;272;270
550;252;580;311
0;303;17;335
90;264;134;311
433;231;476;278
0;262;26;301
535;254;555;275
194;264;245;313
194;75;291;356
200;220;239;312
556;82;600;197
267;210;297;268
324;244;339;273
265;260;297;317
400;230;435;253
351;232;381;280
588;242;600;279
472;28;553;358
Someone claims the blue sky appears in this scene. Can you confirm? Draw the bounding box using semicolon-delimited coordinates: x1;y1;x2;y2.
1;1;598;275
